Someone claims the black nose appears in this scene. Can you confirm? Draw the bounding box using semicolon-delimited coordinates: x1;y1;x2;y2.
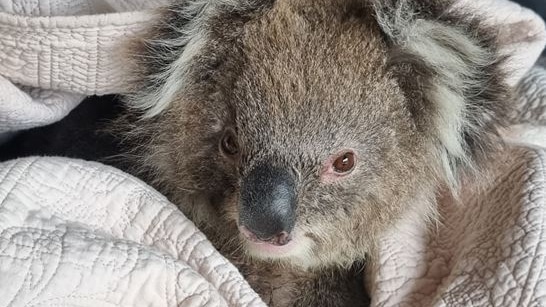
239;163;297;241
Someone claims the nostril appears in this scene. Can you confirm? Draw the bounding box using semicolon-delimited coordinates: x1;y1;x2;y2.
270;231;291;246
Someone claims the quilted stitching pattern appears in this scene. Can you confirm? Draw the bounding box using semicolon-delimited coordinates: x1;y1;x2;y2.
514;65;546;126
0;10;151;95
369;146;546;307
0;0;154;134
0;158;266;307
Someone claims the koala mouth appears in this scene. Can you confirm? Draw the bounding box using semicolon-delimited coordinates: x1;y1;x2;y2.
239;225;298;256
239;225;292;246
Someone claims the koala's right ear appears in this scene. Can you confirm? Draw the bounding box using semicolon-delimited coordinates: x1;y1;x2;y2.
125;1;217;117
126;0;269;118
373;0;511;188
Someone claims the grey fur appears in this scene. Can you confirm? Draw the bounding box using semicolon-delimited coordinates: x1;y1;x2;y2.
121;0;511;305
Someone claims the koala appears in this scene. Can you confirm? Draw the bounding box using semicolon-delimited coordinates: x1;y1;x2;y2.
120;0;511;305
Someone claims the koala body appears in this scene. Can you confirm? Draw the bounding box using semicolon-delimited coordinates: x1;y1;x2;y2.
122;0;511;305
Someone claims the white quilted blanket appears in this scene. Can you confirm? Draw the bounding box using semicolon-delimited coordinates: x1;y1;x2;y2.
1;0;546;306
0;157;265;306
368;144;546;306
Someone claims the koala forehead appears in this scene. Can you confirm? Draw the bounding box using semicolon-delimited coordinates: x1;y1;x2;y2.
129;0;509;192
223;0;413;158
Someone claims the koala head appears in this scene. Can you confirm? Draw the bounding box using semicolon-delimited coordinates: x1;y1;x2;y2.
125;0;510;269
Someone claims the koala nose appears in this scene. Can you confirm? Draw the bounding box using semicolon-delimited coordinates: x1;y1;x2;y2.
239;163;297;242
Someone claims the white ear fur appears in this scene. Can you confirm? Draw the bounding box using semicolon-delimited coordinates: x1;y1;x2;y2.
128;0;251;118
375;0;500;187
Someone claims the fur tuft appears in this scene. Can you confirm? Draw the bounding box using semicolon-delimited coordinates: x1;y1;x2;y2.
374;0;511;188
125;0;269;118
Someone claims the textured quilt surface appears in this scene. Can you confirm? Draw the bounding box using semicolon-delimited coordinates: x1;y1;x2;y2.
368;145;546;306
1;0;546;306
0;157;266;306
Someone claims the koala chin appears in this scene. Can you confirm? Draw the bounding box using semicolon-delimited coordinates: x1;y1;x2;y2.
121;0;511;305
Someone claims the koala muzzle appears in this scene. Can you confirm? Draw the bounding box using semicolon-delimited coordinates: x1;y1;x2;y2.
239;163;297;245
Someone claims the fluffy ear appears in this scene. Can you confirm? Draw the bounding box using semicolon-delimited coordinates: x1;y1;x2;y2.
125;0;218;117
125;0;268;118
374;0;511;187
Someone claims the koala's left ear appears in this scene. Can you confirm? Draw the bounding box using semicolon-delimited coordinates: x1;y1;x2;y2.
373;0;545;186
453;0;546;87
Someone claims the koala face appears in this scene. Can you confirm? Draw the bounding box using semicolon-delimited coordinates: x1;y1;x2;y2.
126;0;510;268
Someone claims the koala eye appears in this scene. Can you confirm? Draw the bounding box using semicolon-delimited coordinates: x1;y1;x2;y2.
333;152;355;173
220;129;239;156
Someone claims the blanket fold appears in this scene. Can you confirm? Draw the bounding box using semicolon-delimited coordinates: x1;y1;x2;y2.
0;10;150;95
0;157;266;306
